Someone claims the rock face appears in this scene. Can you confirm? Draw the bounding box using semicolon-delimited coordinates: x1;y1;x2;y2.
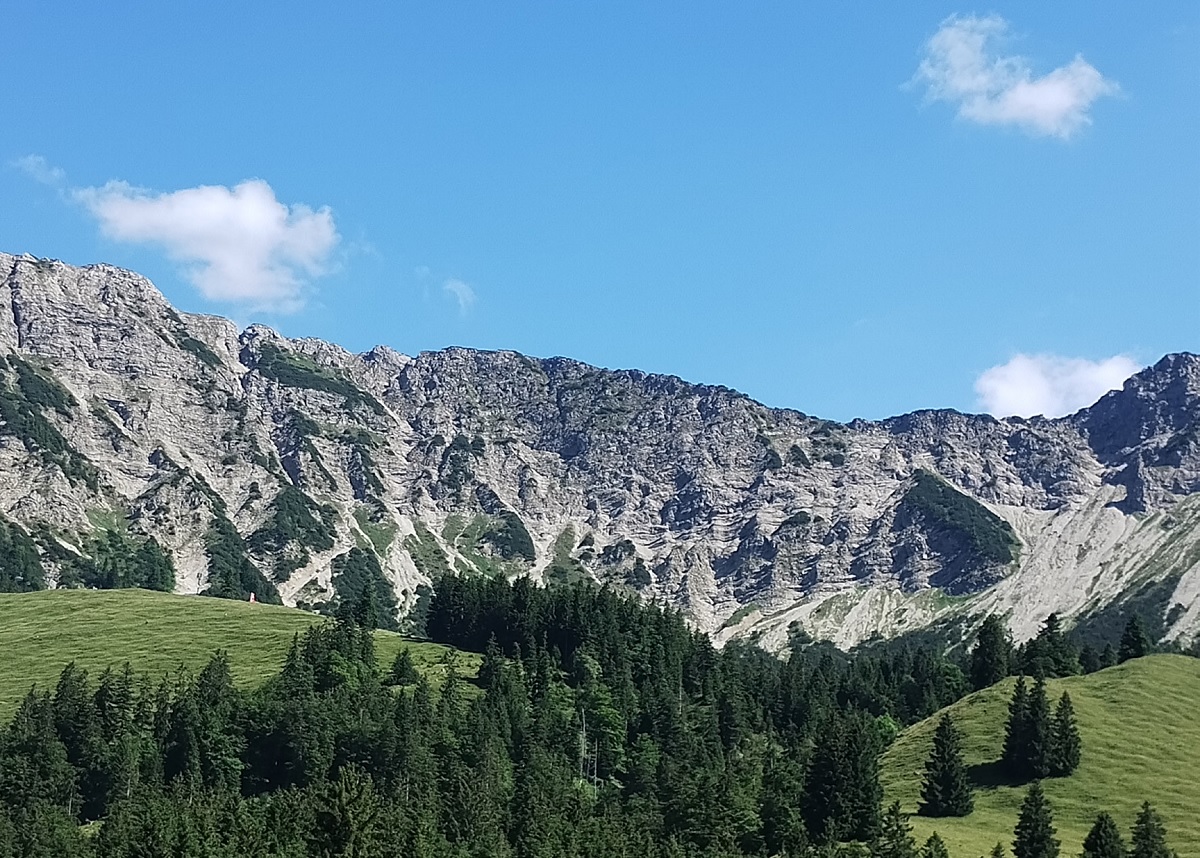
2;252;1199;647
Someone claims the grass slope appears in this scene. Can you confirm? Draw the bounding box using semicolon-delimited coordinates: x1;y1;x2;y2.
0;589;477;715
882;655;1200;857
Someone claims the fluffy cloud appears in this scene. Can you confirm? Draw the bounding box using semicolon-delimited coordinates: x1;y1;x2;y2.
913;15;1118;139
74;178;339;312
442;278;476;314
974;353;1138;417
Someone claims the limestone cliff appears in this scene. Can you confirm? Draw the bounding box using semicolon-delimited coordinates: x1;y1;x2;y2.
2;253;1197;648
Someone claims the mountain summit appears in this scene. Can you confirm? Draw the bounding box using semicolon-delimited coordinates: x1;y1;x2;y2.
1;253;1197;647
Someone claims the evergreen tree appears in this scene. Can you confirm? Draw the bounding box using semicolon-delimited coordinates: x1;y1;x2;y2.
971;615;1012;690
307;765;386;858
1077;645;1101;675
872;802;917;858
1012;782;1058;858
387;648;421;687
1118;616;1150;663
758;752;808;858
991;843;1007;858
1048;693;1081;777
1080;812;1125;858
1025;677;1054;780
922;833;951;858
1129;802;1171;858
1002;676;1030;776
803;713;882;843
1019;615;1079;678
1099;644;1118;670
918;714;974;817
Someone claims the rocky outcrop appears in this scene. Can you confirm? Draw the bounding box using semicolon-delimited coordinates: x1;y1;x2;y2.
1;252;1198;648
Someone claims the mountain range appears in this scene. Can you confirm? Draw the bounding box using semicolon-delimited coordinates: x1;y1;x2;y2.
1;252;1197;648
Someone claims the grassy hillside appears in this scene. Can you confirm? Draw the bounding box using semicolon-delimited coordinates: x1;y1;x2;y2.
0;589;478;715
882;655;1200;857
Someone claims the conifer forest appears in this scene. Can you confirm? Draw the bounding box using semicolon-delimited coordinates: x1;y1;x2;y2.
0;576;1184;857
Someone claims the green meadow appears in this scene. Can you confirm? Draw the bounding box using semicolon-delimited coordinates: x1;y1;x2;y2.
0;588;477;715
882;655;1200;856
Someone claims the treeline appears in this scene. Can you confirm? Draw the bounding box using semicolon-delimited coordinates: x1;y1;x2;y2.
0;575;980;857
969;612;1164;692
0;574;1186;856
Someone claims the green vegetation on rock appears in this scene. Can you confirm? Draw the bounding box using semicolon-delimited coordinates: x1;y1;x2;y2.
354;501;398;556
904;470;1019;565
204;512;281;604
177;334;221;368
0;514;45;592
330;547;400;630
546;527;587;584
256;344;384;414
0;356;98;490
403;520;451;578
247;484;337;580
56;529;175;592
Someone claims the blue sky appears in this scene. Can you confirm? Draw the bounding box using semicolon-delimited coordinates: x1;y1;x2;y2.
2;2;1196;421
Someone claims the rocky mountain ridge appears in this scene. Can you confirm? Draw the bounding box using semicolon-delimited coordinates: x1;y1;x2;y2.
1;252;1198;648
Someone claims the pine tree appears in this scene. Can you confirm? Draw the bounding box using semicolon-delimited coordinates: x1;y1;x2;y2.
990;843;1006;858
872;802;917;858
1129;802;1171;858
922;833;951;858
1025;677;1053;779
1080;812;1125;858
971;615;1012;691
388;648;421;687
1048;693;1081;777
1099;644;1118;669
1002;676;1030;777
1077;645;1101;675
1118;616;1150;663
1012;782;1058;858
307;765;386;858
918;714;974;817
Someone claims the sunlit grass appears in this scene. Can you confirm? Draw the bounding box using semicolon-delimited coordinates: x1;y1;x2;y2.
882;655;1200;856
0;588;478;714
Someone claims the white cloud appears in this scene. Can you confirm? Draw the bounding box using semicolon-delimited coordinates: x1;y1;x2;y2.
974;353;1139;417
11;154;66;186
442;278;476;314
74;178;339;312
913;15;1118;139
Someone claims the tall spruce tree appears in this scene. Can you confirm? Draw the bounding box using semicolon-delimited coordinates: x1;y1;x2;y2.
1119;616;1151;663
872;802;918;858
1048;693;1081;777
918;714;974;817
1130;802;1171;858
1012;782;1059;858
1002;676;1030;777
971;615;1012;691
1081;812;1125;858
1025;677;1054;779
